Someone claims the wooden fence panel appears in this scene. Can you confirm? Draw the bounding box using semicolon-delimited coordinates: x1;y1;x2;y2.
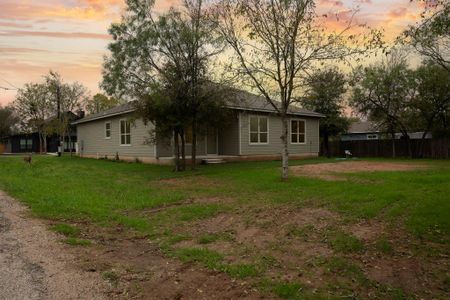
322;138;450;159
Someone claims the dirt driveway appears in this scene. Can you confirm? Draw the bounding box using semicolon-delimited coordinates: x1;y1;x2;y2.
0;191;107;300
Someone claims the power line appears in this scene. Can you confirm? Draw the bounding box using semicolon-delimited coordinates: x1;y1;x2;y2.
0;86;17;91
0;76;19;89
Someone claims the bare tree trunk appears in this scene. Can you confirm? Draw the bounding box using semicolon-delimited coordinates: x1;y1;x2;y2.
38;132;43;154
281;115;289;180
174;130;181;172
418;130;429;158
323;131;330;158
69;133;73;157
181;129;186;171
404;132;412;158
191;120;197;170
391;132;396;158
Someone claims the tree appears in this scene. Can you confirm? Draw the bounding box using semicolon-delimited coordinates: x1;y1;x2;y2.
85;93;121;114
350;52;414;158
214;0;382;179
102;0;226;170
45;71;88;155
403;1;449;72
0;105;19;140
409;62;450;155
301;68;350;157
13;83;53;153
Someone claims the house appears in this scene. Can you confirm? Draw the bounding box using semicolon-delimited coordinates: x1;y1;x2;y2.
3;111;80;154
341;121;432;141
73;90;323;164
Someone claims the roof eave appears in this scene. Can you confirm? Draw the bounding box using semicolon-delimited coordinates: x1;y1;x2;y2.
71;109;137;125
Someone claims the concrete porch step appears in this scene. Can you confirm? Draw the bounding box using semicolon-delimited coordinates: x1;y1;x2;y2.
202;158;226;164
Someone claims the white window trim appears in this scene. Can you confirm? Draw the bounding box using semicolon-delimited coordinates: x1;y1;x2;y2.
119;119;131;146
105;121;111;139
248;115;269;145
290;118;306;145
367;134;379;140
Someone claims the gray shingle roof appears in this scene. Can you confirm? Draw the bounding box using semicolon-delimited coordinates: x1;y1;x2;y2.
73;89;323;125
72;102;136;124
347;121;379;134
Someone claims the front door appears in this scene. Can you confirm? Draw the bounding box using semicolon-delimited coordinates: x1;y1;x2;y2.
206;129;218;155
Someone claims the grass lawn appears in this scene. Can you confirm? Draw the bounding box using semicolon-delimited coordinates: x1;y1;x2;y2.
0;155;449;298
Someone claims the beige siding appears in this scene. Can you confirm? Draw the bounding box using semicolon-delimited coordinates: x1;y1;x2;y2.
156;136;208;158
219;112;240;156
238;112;320;156
77;113;155;158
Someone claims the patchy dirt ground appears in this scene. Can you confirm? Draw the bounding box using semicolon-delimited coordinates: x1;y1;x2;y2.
0;191;108;300
291;161;429;180
168;203;449;298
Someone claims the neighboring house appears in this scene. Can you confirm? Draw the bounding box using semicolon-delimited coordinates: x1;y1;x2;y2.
341;121;432;141
3;111;81;154
73;90;324;164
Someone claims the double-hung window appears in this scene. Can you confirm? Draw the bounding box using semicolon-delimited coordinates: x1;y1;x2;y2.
249;116;268;144
120;120;131;145
291;119;305;144
105;122;111;139
20;139;32;151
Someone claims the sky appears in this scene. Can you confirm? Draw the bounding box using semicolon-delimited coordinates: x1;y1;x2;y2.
0;0;425;106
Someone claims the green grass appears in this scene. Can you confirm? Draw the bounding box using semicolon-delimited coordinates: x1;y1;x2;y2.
0;156;448;242
328;232;364;253
0;156;449;298
63;237;92;246
50;223;80;237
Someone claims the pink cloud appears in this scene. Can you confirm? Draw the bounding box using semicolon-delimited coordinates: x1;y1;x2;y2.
0;30;110;40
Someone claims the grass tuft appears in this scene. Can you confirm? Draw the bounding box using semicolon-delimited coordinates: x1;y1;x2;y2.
50;223;80;237
329;232;364;253
63;237;92;246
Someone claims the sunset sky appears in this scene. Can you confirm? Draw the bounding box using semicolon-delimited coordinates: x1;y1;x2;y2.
0;0;425;106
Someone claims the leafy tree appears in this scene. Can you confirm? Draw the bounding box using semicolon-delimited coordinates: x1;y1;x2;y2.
350;52;415;158
102;0;226;170
13;83;53;153
403;0;449;72
214;0;383;179
409;62;450;155
0;105;19;140
85;93;122;114
45;71;88;155
301;68;350;157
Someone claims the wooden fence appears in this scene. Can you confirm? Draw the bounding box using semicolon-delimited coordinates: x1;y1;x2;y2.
322;138;450;159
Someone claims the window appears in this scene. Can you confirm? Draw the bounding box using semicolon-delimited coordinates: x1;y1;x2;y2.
249;116;268;144
120;120;131;145
367;134;378;140
20;138;33;151
105;122;111;139
291;120;305;144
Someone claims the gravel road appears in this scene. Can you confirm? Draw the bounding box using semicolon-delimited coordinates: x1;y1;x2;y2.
0;191;108;300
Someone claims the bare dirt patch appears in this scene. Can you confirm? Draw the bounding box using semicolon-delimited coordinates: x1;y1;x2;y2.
76;226;262;299
291;161;429;181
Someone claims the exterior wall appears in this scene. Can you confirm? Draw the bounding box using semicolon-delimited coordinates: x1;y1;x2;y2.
219;112;240;156
77;113;156;158
156;136;208;158
238;112;320;156
9;134;41;153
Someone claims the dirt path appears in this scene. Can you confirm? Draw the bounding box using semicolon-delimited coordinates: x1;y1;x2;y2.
0;191;108;300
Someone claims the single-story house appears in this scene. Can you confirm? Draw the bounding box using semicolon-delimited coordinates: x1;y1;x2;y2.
3;111;80;154
341;121;432;141
73;90;323;164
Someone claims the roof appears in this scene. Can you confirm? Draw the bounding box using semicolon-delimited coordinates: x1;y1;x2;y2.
225;89;324;118
73;89;323;125
347;121;380;134
72;102;136;125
